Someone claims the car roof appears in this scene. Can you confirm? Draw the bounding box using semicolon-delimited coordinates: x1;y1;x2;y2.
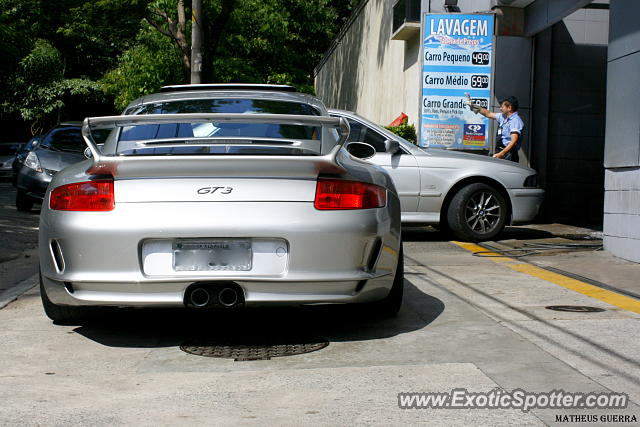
160;84;297;93
125;86;327;114
51;122;82;128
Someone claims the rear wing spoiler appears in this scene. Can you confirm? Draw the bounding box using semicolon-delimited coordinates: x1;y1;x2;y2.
81;113;351;178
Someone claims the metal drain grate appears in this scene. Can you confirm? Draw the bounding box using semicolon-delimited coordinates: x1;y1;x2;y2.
180;335;329;361
545;305;606;313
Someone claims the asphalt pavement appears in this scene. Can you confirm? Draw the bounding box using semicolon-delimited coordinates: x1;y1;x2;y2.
0;181;39;301
0;181;639;425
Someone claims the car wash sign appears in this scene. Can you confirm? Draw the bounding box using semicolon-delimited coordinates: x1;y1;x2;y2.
420;14;494;149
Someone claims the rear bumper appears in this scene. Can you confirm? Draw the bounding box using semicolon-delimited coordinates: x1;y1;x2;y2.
39;200;401;307
41;272;394;307
509;188;544;224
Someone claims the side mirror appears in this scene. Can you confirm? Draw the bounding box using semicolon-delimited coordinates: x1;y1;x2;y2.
384;139;400;155
84;144;104;159
345;142;376;160
29;138;40;150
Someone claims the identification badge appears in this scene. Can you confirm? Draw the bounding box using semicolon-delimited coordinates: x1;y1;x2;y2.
497;127;502;136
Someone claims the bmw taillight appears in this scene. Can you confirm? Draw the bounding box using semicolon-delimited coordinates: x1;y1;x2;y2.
50;179;115;211
314;178;386;210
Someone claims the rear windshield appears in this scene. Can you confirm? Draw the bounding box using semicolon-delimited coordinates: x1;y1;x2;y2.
119;99;321;148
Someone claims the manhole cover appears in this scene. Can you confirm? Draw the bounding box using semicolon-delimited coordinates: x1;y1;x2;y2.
180;335;329;361
545;305;606;313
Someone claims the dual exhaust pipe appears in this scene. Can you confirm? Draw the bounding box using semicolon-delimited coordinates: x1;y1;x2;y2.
186;283;244;309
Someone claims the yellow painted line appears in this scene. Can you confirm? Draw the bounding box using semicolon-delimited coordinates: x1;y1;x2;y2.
451;241;640;314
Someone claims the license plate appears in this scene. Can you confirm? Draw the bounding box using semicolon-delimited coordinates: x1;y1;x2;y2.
173;240;252;271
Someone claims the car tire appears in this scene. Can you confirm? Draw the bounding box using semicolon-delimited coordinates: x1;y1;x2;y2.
16;190;34;212
39;272;89;324
447;183;507;242
369;244;404;317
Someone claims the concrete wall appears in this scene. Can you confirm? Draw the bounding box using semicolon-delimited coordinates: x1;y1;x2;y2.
603;0;640;263
539;9;608;225
492;35;533;163
315;0;495;128
524;0;593;35
422;0;492;13
315;0;422;127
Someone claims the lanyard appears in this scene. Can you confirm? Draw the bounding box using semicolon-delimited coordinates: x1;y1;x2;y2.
497;114;515;148
500;113;515;130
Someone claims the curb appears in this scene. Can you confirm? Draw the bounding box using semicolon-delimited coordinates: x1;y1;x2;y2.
0;274;38;310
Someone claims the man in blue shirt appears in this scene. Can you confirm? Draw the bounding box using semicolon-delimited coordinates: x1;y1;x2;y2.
467;96;523;162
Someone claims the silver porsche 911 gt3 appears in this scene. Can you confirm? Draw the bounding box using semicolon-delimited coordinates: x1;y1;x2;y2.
39;84;403;323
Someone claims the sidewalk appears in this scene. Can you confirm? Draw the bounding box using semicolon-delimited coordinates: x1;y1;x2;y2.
486;223;640;303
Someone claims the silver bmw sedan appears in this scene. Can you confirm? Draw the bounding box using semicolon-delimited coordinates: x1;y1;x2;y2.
329;109;544;242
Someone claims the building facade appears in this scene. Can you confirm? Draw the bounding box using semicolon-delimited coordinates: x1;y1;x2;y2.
315;0;640;263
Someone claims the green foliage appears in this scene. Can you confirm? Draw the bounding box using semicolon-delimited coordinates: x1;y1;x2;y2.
59;0;149;78
0;0;40;97
0;1;120;132
0;0;359;134
16;39;63;85
100;27;183;110
211;0;340;93
385;123;417;145
101;0;350;104
2;39;96;127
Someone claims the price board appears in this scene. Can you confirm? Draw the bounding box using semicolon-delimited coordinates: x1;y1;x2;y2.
419;14;495;149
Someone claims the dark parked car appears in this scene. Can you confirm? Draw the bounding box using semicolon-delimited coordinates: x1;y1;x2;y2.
14;123;85;212
0;142;23;180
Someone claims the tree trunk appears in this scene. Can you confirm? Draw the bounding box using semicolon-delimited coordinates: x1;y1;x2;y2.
146;0;191;82
191;0;203;83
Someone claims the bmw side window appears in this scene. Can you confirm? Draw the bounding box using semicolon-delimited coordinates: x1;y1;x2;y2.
361;125;387;153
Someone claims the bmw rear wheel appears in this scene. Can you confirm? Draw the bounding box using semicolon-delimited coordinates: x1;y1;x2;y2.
447;183;507;242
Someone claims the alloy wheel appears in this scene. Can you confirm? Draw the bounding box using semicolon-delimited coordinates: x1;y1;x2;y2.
464;191;501;234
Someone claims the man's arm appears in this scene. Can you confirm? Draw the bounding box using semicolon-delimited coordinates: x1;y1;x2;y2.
466;100;497;119
493;132;519;159
476;107;497;120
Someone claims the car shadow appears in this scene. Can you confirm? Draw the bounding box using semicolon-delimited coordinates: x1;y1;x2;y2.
402;226;449;242
71;279;444;349
402;225;555;243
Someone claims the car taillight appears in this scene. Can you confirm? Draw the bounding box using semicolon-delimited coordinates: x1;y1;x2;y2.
50;179;115;211
314;178;386;210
